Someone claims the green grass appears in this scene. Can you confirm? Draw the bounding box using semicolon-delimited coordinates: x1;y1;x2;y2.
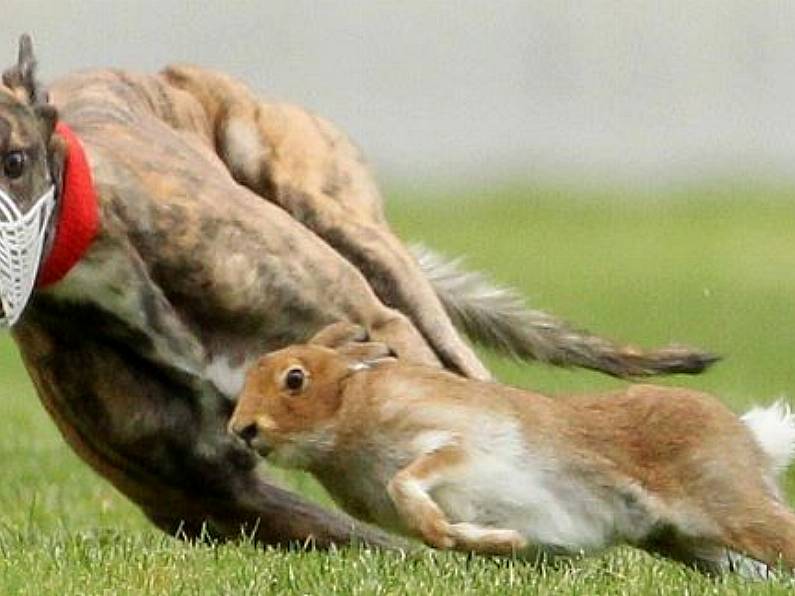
3;184;795;594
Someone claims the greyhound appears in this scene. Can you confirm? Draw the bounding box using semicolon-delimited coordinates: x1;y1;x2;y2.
0;35;715;547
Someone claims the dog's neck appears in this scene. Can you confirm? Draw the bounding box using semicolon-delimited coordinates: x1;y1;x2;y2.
36;122;99;288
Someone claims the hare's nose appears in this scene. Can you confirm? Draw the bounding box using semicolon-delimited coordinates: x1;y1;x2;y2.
234;422;259;447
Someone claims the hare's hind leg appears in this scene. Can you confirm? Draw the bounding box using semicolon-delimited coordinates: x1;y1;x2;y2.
642;528;774;579
652;493;795;576
719;500;795;573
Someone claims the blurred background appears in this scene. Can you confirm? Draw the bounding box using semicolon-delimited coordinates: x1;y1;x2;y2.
4;1;795;191
1;4;795;577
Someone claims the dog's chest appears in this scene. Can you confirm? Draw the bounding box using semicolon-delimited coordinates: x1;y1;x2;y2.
44;240;212;376
47;241;273;402
202;354;252;399
49;244;141;323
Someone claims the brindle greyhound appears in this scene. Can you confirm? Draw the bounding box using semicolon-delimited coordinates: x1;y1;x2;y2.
0;36;716;547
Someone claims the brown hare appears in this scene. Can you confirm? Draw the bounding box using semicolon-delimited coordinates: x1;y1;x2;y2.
230;322;795;577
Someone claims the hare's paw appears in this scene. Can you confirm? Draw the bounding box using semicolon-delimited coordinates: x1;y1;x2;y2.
448;522;527;555
417;517;456;550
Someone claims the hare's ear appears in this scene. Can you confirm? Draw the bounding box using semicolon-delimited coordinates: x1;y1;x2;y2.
339;341;396;363
2;34;46;105
309;322;368;348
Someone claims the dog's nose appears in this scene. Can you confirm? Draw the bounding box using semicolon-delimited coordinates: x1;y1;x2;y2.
233;422;259;447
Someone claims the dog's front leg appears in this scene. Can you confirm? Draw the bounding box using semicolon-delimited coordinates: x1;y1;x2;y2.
46;230;208;379
14;313;401;550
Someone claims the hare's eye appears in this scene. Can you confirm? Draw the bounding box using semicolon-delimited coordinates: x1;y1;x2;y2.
284;367;306;392
2;151;25;179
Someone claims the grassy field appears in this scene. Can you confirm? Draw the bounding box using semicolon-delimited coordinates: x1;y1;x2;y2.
2;185;795;594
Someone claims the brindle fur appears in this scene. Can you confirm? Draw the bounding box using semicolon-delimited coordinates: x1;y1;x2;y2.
1;36;715;547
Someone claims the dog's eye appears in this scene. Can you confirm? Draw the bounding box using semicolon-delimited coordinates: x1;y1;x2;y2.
284;367;306;392
2;151;25;179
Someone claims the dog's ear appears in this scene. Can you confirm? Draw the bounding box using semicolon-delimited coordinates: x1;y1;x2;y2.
309;322;369;348
2;34;47;105
44;122;67;186
1;34;61;171
35;103;57;138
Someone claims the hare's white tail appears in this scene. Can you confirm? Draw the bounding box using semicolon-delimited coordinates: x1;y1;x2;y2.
741;400;795;479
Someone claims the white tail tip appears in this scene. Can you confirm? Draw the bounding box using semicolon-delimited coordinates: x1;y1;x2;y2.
741;400;795;477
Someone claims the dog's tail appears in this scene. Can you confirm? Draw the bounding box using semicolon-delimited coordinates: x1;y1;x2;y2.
412;244;720;379
742;400;795;481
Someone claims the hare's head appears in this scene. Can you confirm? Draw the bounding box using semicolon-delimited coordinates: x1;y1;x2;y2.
229;322;394;467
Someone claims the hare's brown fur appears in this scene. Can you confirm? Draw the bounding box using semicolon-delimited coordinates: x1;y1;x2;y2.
231;323;795;574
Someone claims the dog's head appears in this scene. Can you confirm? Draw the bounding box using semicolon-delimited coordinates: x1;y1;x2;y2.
0;35;67;324
1;35;63;212
228;322;394;468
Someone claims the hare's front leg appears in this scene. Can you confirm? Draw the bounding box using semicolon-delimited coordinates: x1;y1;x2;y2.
387;446;461;549
387;446;526;554
446;522;527;556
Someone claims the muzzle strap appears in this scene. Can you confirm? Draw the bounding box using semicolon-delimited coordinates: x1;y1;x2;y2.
0;185;55;326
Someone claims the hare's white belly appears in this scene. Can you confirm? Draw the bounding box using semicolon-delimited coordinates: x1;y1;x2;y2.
429;421;655;554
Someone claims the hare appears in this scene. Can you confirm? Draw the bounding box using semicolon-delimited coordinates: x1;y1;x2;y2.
229;322;795;577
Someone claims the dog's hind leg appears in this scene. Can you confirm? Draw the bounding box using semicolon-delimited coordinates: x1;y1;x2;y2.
161;64;717;381
160;65;490;382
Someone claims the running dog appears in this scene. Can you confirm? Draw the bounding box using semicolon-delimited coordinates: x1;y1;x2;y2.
0;35;715;547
